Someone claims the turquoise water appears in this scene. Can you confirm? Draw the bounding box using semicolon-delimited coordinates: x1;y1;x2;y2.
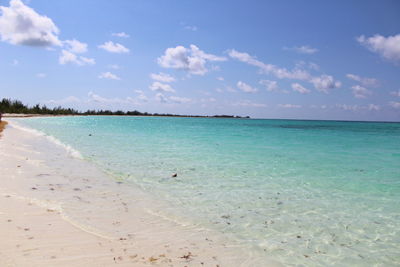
18;116;400;266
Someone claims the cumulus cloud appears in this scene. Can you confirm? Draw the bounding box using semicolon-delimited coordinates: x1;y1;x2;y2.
368;104;380;111
87;92;141;106
237;81;258;93
336;104;360;111
158;44;226;75
233;100;266;108
149;81;175;93
291;83;311;94
357;34;400;64
278;104;302;108
134;90;148;102
169;96;192;103
184;25;197;31
112;32;129;38
59;39;94;66
228;49;311;80
284;45;318;54
63;39;87;53
98;72;120;80
108;64;120;69
351;85;371;98
98;41;129;53
48;96;81;105
229;49;341;93
216;76;224;81
80;56;95;65
150;72;176;83
0;0;61;47
59;49;95;66
310;75;341;93
36;72;46;78
389;101;400;109
390;90;400;97
259;80;279;92
346;73;379;87
155;93;168;103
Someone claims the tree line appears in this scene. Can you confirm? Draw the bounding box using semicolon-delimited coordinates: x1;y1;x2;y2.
0;98;249;118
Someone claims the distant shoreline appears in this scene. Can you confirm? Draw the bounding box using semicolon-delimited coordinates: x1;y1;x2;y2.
2;113;250;119
3;113;400;123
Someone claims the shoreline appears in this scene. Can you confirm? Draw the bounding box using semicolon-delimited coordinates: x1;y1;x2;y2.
0;120;280;266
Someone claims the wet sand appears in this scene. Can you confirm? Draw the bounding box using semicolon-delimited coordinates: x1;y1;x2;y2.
0;121;281;267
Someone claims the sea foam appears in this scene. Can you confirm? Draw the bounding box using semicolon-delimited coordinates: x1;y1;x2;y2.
9;120;83;159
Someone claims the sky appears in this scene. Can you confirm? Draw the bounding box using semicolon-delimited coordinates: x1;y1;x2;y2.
0;0;399;121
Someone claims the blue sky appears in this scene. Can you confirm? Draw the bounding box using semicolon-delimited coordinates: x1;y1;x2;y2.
0;0;399;121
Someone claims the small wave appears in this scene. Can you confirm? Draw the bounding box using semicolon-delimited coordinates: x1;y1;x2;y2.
9;121;83;159
1;191;114;240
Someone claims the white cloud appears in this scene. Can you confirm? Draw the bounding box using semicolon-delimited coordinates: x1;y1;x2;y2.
149;81;175;93
390;90;400;97
233;100;266;108
0;0;61;47
158;44;226;75
87;92;139;106
63;39;87;54
278;104;302;108
201;97;216;103
98;72;121;80
295;61;320;71
228;49;311;80
237;81;258;93
291;83;311;94
357;34;400;64
336;104;360;111
346;73;379;87
150;72;176;83
351;85;371;98
59;50;77;64
112;32;129;38
184;25;197;31
98;41;129;53
310;75;341;93
36;72;46;78
389;101;400;109
12;59;18;65
284;45;318;54
47;96;81;105
229;49;341;93
59;39;94;66
80;56;95;65
59;50;95;66
155;93;168;103
368;104;380;111
169;96;192;103
216;76;224;81
259;80;279;92
134;90;148;102
108;64;120;69
308;62;320;71
137;94;148;102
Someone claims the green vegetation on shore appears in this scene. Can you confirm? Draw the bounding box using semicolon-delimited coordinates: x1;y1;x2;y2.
0;98;249;118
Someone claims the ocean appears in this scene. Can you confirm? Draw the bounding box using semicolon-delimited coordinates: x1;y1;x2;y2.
16;116;400;266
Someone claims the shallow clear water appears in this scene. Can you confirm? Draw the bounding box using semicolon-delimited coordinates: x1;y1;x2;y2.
18;116;400;266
